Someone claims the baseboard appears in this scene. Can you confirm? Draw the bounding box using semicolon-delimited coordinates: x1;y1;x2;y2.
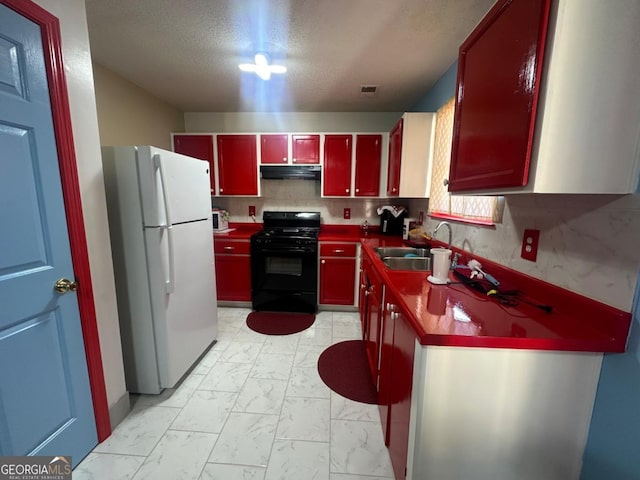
108;391;131;430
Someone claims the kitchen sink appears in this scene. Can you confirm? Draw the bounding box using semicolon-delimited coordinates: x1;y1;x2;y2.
383;256;432;271
374;247;429;258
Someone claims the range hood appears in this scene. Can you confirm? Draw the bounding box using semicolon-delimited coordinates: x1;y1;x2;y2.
260;165;321;180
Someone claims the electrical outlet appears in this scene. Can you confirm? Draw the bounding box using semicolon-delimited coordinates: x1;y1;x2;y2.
521;229;540;262
343;208;351;219
248;205;256;216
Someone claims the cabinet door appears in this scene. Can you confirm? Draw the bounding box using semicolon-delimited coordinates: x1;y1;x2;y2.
358;264;368;337
292;134;320;164
214;254;251;301
319;257;356;305
216;134;258;195
260;134;289;164
378;296;395;443
388;307;415;480
448;0;551;191
354;134;382;197
365;287;382;387
323;134;353;196
386;119;403;196
173;134;216;194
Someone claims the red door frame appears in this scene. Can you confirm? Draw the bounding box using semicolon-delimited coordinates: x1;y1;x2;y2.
2;0;111;441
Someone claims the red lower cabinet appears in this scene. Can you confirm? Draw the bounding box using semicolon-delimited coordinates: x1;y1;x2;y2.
319;243;357;306
379;290;415;479
214;239;251;301
359;255;383;385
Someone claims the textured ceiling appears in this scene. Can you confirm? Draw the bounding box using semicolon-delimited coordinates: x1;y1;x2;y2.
85;0;495;112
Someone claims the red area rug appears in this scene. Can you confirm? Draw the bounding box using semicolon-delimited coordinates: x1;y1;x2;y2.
317;340;378;404
246;311;315;335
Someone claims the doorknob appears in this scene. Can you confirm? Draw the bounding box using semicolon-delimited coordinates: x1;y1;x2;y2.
54;278;78;294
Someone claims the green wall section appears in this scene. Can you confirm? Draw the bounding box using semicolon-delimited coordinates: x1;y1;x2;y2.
411;61;458;112
581;274;640;480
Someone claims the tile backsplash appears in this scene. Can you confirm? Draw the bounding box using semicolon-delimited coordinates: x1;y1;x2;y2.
213;179;411;227
413;194;640;312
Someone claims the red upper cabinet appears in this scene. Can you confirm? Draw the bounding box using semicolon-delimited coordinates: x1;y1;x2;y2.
173;134;216;194
216;134;258;195
323;134;353;196
448;0;552;192
386;119;403;196
354;134;382;197
260;134;289;164
292;134;320;164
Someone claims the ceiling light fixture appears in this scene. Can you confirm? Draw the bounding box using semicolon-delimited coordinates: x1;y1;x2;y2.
239;53;286;80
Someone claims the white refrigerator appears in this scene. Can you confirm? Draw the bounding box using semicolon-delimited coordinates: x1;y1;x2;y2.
102;146;218;394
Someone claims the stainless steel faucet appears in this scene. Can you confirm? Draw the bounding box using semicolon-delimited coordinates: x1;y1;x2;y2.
432;221;452;248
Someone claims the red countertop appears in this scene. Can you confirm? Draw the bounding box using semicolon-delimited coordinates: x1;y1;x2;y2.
361;237;631;353
213;223;630;352
213;222;262;240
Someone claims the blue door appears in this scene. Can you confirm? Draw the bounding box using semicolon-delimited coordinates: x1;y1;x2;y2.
0;3;98;466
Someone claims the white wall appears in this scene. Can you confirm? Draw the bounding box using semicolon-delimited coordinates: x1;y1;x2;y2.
33;0;127;421
93;64;185;149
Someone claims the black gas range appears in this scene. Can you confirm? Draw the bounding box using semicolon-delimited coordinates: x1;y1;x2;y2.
250;211;321;313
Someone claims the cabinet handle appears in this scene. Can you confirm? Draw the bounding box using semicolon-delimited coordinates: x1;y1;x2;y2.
333;249;345;254
355;188;359;193
283;157;288;162
360;284;366;290
223;246;234;251
443;178;450;186
321;259;325;264
292;158;297;163
220;188;224;193
365;290;370;297
345;188;349;193
392;187;397;193
386;302;396;312
391;312;399;320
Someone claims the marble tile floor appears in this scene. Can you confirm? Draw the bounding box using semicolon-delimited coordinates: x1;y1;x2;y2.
74;307;394;480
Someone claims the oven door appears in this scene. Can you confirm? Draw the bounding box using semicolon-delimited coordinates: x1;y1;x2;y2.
252;246;316;292
250;243;318;312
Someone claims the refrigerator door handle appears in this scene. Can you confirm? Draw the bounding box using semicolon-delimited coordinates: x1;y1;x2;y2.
154;154;175;293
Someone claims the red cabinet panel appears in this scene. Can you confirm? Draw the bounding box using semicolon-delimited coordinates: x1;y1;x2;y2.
319;243;357;257
354;134;382;196
387;304;415;480
214;239;251;301
378;290;415;479
260;134;289;164
319;247;357;306
448;0;552;191
292;134;320;164
322;244;359;308
323;134;353;196
216;134;258;195
173;134;215;194
386;120;403;196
